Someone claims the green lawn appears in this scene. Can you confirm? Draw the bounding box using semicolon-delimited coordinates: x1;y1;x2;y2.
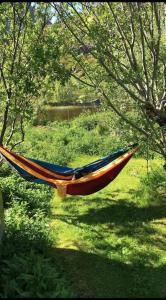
50;157;166;298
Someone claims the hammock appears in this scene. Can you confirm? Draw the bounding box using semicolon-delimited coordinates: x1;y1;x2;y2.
0;144;139;197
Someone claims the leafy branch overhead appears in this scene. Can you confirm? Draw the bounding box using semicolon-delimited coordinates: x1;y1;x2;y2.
52;2;166;162
0;2;69;149
0;2;165;163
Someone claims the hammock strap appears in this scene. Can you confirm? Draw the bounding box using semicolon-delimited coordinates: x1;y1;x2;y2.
56;184;67;199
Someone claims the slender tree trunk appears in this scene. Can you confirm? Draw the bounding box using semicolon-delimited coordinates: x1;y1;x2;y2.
0;191;4;244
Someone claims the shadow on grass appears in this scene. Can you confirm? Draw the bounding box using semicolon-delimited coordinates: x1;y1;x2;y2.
52;196;166;267
0;228;73;298
77;200;166;224
2;196;166;298
53;197;166;226
1;229;166;298
49;246;166;298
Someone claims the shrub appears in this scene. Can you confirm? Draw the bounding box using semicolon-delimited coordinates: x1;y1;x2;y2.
0;172;52;215
139;167;166;203
0;249;73;298
47;110;124;157
4;200;53;251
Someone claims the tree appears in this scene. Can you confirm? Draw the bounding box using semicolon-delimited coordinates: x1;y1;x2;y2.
52;2;166;164
0;2;68;149
0;2;69;242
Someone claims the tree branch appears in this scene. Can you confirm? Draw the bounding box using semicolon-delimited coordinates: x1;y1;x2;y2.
99;89;149;137
137;3;150;101
10;116;25;150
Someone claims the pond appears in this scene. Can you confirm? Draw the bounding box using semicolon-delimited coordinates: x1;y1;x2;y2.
37;105;99;123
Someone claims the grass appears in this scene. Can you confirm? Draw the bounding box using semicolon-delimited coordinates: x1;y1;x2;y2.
50;156;166;298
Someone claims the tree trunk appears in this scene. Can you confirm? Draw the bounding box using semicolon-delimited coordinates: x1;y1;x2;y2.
0;191;4;244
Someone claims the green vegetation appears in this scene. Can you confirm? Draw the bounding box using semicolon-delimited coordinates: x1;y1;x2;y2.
139;167;166;204
0;111;165;298
50;157;166;298
0;163;73;298
52;2;166;162
0;2;165;298
23;110;152;161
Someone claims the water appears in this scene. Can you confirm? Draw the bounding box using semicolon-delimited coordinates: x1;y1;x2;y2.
37;105;99;122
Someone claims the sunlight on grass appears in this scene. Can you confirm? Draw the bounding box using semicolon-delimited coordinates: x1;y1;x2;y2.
50;157;166;297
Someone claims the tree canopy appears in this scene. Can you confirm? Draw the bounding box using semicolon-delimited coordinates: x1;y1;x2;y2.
51;2;166;162
0;2;69;148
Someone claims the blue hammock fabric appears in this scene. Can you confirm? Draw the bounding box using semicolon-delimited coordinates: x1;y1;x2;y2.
1;147;130;186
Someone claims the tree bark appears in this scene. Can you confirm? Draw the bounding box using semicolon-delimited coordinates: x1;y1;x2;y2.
0;191;4;244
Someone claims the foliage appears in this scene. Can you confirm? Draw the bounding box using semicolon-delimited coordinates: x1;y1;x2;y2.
2;5;165;297
0;113;164;298
0;249;72;298
0;161;53;250
0;189;73;298
39;75;98;106
10;109;158;174
19;110;130;160
0;146;73;298
0;167;52;214
139;167;166;203
52;2;166;162
0;2;70;147
4;200;52;251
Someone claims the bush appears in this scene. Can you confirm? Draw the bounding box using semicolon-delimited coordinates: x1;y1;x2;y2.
0;172;52;215
13;110;145;172
0;170;74;298
0;249;73;298
139;167;166;203
0;121;76;298
20;125;74;166
46;110;124;158
4;200;53;251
